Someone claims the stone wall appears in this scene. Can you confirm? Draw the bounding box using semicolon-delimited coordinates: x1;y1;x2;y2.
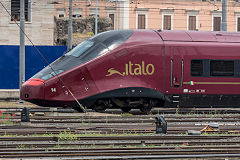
55;16;113;45
0;0;55;45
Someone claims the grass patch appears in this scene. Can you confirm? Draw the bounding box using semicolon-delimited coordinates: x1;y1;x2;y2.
120;113;133;117
0;132;155;138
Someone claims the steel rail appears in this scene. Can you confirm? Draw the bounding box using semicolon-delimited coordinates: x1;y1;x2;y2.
3;106;240;115
0;135;239;141
1;149;240;158
1;140;240;149
4;117;239;123
0;145;240;152
58;154;240;160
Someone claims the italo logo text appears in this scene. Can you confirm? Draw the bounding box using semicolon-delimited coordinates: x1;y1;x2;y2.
106;61;155;77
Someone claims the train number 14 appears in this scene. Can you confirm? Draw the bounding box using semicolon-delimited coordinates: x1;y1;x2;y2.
51;88;56;92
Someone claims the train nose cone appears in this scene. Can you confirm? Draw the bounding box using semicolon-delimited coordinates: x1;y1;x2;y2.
20;78;45;101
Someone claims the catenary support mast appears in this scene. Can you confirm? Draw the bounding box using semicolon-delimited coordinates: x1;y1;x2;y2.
222;0;227;31
67;0;73;51
19;0;25;92
95;0;98;35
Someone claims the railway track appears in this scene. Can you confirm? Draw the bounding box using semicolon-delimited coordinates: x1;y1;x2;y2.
1;102;240;159
1;119;240;135
2;107;240;115
1;135;240;148
1;115;240;136
2;100;240;114
1;148;240;159
0;134;240;158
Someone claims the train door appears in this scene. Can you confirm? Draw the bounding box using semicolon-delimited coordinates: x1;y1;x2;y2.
170;47;184;90
165;47;184;105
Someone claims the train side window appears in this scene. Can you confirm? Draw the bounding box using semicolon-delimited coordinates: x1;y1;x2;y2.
210;60;234;77
191;60;203;76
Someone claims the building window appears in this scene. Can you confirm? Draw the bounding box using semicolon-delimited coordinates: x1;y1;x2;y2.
186;10;199;31
161;9;173;30
57;8;65;18
210;60;234;77
72;14;82;18
109;14;115;30
235;12;240;32
73;8;82;18
138;14;146;29
191;60;203;77
163;15;172;30
188;15;198;31
188;16;196;30
11;0;31;21
135;8;148;29
106;7;117;30
237;17;240;32
213;16;221;31
90;8;99;17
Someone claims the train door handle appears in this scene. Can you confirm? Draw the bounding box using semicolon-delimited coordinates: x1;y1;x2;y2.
173;77;176;83
173;77;180;88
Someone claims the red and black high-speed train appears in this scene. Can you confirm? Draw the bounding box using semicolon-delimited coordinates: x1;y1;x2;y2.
20;29;240;112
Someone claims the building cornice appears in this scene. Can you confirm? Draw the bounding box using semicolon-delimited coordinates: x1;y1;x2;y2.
211;10;222;14
160;9;174;13
185;9;199;14
105;6;116;10
134;8;149;12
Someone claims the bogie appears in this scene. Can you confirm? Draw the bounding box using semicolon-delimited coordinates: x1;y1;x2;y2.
90;98;164;113
121;107;131;112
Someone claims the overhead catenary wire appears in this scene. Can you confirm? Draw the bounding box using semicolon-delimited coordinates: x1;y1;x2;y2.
1;0;239;33
1;4;239;30
2;0;238;11
0;1;87;113
1;1;239;14
0;1;239;34
0;0;238;6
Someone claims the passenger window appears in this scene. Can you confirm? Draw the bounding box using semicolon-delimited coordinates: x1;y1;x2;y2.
210;60;234;77
191;60;203;76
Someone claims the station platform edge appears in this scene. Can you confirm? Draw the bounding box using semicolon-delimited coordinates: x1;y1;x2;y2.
0;89;19;100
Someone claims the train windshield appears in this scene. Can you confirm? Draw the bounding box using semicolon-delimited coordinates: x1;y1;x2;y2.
65;30;133;62
65;40;94;57
32;30;133;81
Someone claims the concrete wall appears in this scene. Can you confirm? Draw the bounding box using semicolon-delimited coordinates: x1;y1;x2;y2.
0;0;55;45
0;89;19;100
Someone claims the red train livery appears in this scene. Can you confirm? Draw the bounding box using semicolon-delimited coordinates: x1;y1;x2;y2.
20;30;240;112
